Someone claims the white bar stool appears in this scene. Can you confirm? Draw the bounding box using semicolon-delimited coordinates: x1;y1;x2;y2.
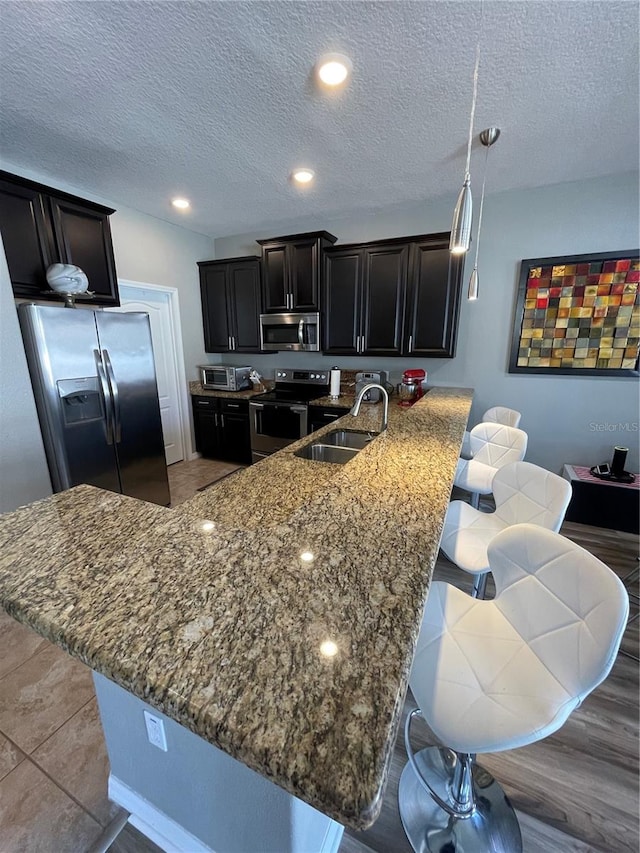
454;423;528;509
399;524;629;853
460;406;522;459
441;461;572;598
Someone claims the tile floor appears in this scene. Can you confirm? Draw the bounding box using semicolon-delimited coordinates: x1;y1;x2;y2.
0;458;236;853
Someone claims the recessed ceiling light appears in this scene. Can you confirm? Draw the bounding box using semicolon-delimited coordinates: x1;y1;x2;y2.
291;169;315;186
171;198;190;210
316;53;352;87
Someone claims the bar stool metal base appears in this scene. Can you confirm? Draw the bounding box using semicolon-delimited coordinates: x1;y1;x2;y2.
398;747;523;853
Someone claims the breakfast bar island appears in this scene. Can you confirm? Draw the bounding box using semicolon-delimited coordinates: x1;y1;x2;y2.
0;387;472;852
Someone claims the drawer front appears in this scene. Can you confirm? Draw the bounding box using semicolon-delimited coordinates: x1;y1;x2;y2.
220;398;249;415
193;396;220;410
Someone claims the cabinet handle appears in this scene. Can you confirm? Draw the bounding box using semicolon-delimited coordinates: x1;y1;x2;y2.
228;336;232;350
408;334;413;352
226;402;240;408
323;413;338;419
232;336;236;350
214;413;219;427
220;414;225;428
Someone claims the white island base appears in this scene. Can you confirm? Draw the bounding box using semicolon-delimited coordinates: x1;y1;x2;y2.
94;674;345;853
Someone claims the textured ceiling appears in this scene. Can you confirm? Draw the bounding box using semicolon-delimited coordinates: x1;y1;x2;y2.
0;1;638;238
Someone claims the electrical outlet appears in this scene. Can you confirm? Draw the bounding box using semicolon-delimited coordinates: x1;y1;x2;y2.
143;710;168;751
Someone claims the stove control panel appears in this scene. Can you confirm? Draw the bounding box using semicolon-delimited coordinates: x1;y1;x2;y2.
274;369;328;385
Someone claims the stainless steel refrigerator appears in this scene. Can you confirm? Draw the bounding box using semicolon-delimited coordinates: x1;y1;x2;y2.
18;303;170;506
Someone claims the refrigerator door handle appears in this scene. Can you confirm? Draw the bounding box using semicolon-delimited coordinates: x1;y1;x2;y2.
102;349;122;443
94;349;114;445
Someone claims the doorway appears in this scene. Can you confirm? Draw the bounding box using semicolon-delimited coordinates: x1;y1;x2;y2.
107;281;191;465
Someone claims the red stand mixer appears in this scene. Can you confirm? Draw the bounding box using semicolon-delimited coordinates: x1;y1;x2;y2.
397;368;426;407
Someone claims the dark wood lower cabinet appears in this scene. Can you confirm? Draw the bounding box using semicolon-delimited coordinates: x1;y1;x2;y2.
308;405;351;433
192;396;251;464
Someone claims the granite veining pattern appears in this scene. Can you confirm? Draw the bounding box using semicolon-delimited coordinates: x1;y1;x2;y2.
189;380;271;399
0;388;472;829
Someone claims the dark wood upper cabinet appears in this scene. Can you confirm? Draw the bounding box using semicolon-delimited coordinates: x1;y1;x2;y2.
323;233;462;358
323;249;361;355
361;245;408;356
199;256;263;353
258;231;337;313
200;264;231;352
48;197;119;304
405;236;463;357
0;179;53;293
0;170;120;306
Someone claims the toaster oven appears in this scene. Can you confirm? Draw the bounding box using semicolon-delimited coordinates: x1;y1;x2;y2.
198;365;252;392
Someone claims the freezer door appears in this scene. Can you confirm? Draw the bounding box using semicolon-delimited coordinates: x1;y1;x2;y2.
17;303;121;493
95;311;170;506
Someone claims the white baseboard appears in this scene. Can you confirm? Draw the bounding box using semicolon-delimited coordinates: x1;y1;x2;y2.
319;821;344;853
108;775;213;853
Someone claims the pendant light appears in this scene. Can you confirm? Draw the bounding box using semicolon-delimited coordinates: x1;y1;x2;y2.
450;5;484;255
468;127;500;300
449;51;480;253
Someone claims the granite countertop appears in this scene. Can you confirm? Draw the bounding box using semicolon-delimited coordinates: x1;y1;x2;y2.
0;387;472;830
189;380;272;400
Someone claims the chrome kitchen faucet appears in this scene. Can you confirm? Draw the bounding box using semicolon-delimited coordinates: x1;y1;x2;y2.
350;383;389;432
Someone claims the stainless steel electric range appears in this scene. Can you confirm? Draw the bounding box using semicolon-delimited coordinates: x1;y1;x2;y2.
249;368;330;463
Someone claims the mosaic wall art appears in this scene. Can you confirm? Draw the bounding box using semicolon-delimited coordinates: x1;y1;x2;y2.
509;251;640;376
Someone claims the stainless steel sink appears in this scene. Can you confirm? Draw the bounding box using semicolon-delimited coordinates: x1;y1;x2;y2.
295;444;360;464
294;429;378;463
322;430;378;449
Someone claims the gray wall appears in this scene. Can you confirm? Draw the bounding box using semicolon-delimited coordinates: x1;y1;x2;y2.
94;673;342;853
0;236;52;512
214;172;640;474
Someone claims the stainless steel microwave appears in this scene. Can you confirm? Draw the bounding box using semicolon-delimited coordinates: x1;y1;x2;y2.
198;365;252;391
259;312;320;352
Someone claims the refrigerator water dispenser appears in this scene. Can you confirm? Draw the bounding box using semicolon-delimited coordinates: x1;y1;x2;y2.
57;378;102;424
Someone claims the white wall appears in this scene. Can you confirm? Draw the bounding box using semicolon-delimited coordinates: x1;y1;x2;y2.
0;235;52;512
214;172;640;474
108;206;214;379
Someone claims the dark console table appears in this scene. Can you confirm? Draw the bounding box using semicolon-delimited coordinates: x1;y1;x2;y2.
562;465;639;535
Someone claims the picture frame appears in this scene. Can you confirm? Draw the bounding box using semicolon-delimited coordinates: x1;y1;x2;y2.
509;250;639;377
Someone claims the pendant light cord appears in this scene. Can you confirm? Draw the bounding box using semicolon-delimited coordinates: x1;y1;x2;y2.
472;142;490;268
464;44;480;177
464;3;484;177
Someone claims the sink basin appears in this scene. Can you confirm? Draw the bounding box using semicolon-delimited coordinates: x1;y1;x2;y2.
322;430;378;449
294;429;379;464
295;444;360;464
